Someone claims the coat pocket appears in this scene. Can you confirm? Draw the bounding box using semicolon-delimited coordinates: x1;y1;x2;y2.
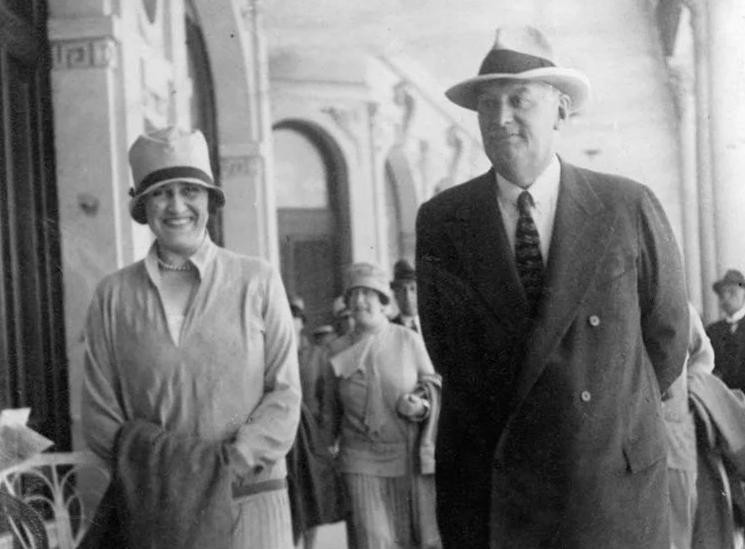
595;250;635;289
622;434;665;473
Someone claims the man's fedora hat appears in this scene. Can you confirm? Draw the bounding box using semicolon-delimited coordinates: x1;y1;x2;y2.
128;126;225;224
391;259;416;289
445;25;591;112
713;269;745;294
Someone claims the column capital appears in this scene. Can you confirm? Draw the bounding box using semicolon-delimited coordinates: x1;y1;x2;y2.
238;0;263;25
681;0;707;17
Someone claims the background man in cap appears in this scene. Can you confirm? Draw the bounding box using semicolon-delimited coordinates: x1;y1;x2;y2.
390;259;420;333
415;26;688;548
706;269;745;393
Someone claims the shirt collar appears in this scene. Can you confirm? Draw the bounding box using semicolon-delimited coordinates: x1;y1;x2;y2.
495;155;561;211
144;233;217;283
726;304;745;324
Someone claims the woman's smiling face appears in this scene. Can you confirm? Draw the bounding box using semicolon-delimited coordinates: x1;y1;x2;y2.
145;181;209;257
347;287;387;329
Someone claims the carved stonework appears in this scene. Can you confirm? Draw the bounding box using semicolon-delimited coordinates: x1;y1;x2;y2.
238;0;262;27
51;38;117;70
142;0;159;23
322;105;362;157
393;81;416;143
446;125;464;179
221;155;263;179
681;0;706;17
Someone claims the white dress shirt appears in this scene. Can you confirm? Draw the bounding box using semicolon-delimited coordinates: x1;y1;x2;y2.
725;303;745;332
495;155;561;262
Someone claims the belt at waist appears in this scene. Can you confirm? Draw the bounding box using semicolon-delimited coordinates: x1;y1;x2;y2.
232;477;287;499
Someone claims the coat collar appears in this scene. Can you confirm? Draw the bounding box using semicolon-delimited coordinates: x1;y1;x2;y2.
444;168;529;334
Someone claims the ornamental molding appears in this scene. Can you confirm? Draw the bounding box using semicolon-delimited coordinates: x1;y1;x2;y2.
51;38;117;70
221;154;262;179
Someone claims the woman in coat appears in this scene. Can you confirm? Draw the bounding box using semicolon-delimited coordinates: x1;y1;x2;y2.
321;262;441;549
82;127;300;548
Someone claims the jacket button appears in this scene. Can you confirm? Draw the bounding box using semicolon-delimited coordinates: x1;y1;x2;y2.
581;390;592;402
588;315;601;327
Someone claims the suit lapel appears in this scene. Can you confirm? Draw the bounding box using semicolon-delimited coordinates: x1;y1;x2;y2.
444;170;529;333
511;162;615;409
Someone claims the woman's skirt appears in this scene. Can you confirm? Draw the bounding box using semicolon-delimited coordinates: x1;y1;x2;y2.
231;487;294;549
344;472;441;549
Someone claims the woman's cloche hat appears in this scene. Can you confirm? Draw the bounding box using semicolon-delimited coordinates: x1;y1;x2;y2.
127;126;225;224
344;262;392;305
445;25;591;112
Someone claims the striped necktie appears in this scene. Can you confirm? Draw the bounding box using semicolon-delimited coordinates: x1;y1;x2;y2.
515;190;544;316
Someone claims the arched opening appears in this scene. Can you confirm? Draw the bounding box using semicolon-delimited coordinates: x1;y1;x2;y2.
185;1;222;244
272;121;350;330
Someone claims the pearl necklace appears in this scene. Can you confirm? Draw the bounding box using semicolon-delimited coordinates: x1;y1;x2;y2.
157;257;194;272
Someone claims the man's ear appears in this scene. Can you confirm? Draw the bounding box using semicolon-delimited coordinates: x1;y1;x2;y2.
555;94;571;129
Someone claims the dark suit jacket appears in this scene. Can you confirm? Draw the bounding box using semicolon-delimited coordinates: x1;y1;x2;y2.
707;319;745;392
415;161;689;549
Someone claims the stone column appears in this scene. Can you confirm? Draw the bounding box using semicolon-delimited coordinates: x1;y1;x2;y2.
48;1;134;449
683;0;719;321
706;0;745;286
668;59;703;311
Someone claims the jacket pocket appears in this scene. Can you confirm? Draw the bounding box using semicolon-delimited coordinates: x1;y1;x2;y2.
595;250;635;289
622;434;665;473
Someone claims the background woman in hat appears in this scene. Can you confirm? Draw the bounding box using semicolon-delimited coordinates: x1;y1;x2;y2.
81;126;301;548
320;262;442;549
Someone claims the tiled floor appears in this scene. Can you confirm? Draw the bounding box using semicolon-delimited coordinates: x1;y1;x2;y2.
308;521;347;549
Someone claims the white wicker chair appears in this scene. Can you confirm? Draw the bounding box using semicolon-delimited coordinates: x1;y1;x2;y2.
0;452;110;549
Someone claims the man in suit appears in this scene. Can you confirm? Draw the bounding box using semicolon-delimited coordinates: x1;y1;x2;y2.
706;269;745;392
415;26;689;548
390;259;420;332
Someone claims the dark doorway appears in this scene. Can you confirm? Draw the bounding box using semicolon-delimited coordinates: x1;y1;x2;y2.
0;0;71;448
185;1;222;245
273;123;350;330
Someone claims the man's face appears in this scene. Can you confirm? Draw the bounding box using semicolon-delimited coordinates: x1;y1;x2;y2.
145;181;209;256
476;80;567;187
718;284;745;316
393;280;418;317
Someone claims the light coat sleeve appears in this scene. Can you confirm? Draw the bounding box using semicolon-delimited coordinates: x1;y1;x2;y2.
687;302;715;376
233;265;301;474
81;284;126;462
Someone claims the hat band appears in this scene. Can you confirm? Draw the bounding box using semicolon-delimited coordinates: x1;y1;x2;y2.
132;166;214;197
478;48;555;76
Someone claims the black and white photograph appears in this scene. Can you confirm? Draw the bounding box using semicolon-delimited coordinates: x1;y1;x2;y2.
1;1;745;548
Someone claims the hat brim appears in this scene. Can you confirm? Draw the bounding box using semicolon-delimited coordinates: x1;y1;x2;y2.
129;177;226;224
445;67;591;112
713;280;745;294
